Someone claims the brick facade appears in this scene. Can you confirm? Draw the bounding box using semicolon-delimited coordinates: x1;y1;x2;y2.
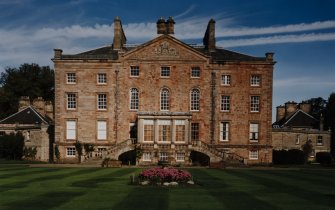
53;17;275;165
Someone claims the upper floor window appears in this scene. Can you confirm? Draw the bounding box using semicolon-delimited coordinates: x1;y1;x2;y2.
220;122;229;141
190;89;200;111
161;66;170;77
250;96;260;112
160;88;170;111
97;94;107;110
221;95;230;112
97;73;107;84
130;88;139;110
249;123;259;141
191;67;200;78
251;75;261;86
221;75;231;86
66;73;76;84
67;93;77;110
130;66;139;77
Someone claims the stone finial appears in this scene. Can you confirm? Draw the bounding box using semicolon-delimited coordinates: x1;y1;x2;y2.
266;52;274;61
54;49;63;59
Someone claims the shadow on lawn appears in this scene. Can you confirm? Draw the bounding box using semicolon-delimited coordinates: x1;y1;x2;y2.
192;169;277;210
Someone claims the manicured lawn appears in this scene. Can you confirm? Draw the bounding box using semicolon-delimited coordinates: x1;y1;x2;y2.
0;165;334;210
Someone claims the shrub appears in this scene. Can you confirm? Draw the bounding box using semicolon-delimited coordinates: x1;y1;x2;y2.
138;167;192;183
0;133;24;160
316;152;332;165
273;149;305;165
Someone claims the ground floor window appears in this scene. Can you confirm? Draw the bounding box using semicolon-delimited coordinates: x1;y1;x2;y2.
191;123;199;141
176;152;185;162
249;150;258;160
160;152;169;161
143;152;151;161
317;136;323;146
66;147;76;157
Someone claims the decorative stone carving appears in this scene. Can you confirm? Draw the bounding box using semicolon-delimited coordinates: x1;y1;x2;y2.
153;41;179;57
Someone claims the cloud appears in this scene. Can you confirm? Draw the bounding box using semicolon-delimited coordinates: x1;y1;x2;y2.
274;76;335;88
219;32;335;47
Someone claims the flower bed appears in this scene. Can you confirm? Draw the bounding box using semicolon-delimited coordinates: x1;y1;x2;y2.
138;167;194;186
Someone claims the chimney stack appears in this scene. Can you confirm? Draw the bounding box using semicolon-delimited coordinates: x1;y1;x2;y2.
203;19;216;52
19;96;30;111
53;49;63;59
156;17;175;35
113;16;127;50
276;106;285;122
285;102;298;118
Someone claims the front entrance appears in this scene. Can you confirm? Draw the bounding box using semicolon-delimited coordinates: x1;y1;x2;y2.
190;151;210;166
118;150;136;165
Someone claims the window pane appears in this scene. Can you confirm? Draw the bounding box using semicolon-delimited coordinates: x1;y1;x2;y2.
191;123;199;141
67;73;76;84
251;75;261;86
220;122;229;141
221;75;231;85
97;73;107;84
67;93;76;109
190;89;200;111
130;66;139;77
221;95;230;111
97;94;107;110
160;89;169;111
191;67;200;78
66;120;76;139
250;96;260;112
130;88;139;110
97;121;107;140
161;67;170;77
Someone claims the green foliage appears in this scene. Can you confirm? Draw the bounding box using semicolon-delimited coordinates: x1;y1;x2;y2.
325;93;335;157
23;146;37;160
74;141;82;156
0;63;54;119
302;140;313;162
273;149;305;164
83;143;95;154
315;152;332;165
134;145;143;164
0;132;24;160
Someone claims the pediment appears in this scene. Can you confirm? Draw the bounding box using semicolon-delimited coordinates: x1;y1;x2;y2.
122;36;208;62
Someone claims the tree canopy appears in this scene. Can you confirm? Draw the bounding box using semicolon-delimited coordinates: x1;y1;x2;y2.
0;63;54;119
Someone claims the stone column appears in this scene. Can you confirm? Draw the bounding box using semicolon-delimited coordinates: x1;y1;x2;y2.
154;119;159;144
171;120;176;144
185;119;190;144
137;119;143;143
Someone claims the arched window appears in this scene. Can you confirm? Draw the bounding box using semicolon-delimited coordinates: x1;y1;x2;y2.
130;88;139;110
160;88;170;111
190;89;200;111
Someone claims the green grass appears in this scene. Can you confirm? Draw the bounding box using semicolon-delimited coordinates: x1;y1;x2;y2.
0;165;334;210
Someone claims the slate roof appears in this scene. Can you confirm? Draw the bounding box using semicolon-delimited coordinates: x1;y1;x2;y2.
272;110;319;129
59;36;266;62
0;106;51;125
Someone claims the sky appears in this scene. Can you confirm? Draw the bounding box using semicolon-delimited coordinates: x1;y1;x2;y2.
0;0;335;120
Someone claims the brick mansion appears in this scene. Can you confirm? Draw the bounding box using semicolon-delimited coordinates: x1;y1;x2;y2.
52;17;275;165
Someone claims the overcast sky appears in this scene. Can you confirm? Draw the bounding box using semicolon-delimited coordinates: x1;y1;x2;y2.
1;0;334;119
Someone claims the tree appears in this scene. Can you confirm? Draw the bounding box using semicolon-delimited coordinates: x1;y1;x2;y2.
302;140;313;163
325;93;335;157
0;63;54;119
305;97;327;120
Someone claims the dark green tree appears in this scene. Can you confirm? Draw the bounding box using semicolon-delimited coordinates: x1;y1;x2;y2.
325;93;335;157
305;97;327;119
0;63;54;119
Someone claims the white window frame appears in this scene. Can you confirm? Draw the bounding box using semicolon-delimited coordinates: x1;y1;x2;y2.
160;66;170;77
159;152;169;161
190;89;200;111
160;88;170;111
130;66;139;77
97;73;107;84
66;73;76;84
249;150;258;160
97;120;107;140
143;120;154;142
250;96;260;112
251;75;261;86
249;123;259;141
317;136;323;146
130;88;139;110
97;94;107;110
176;152;185;162
66;147;76;157
221;95;230;112
66;120;76;140
67;93;77;110
220;122;229;142
143;152;151;161
191;67;200;78
221;75;231;86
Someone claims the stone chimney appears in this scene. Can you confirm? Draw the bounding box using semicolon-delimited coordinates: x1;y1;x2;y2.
285;101;298;118
33;97;46;116
266;52;274;61
19;96;30;111
166;17;175;34
203;19;216;52
53;49;63;59
276;106;285;122
156;17;175;35
112;16;127;50
299;102;312;114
